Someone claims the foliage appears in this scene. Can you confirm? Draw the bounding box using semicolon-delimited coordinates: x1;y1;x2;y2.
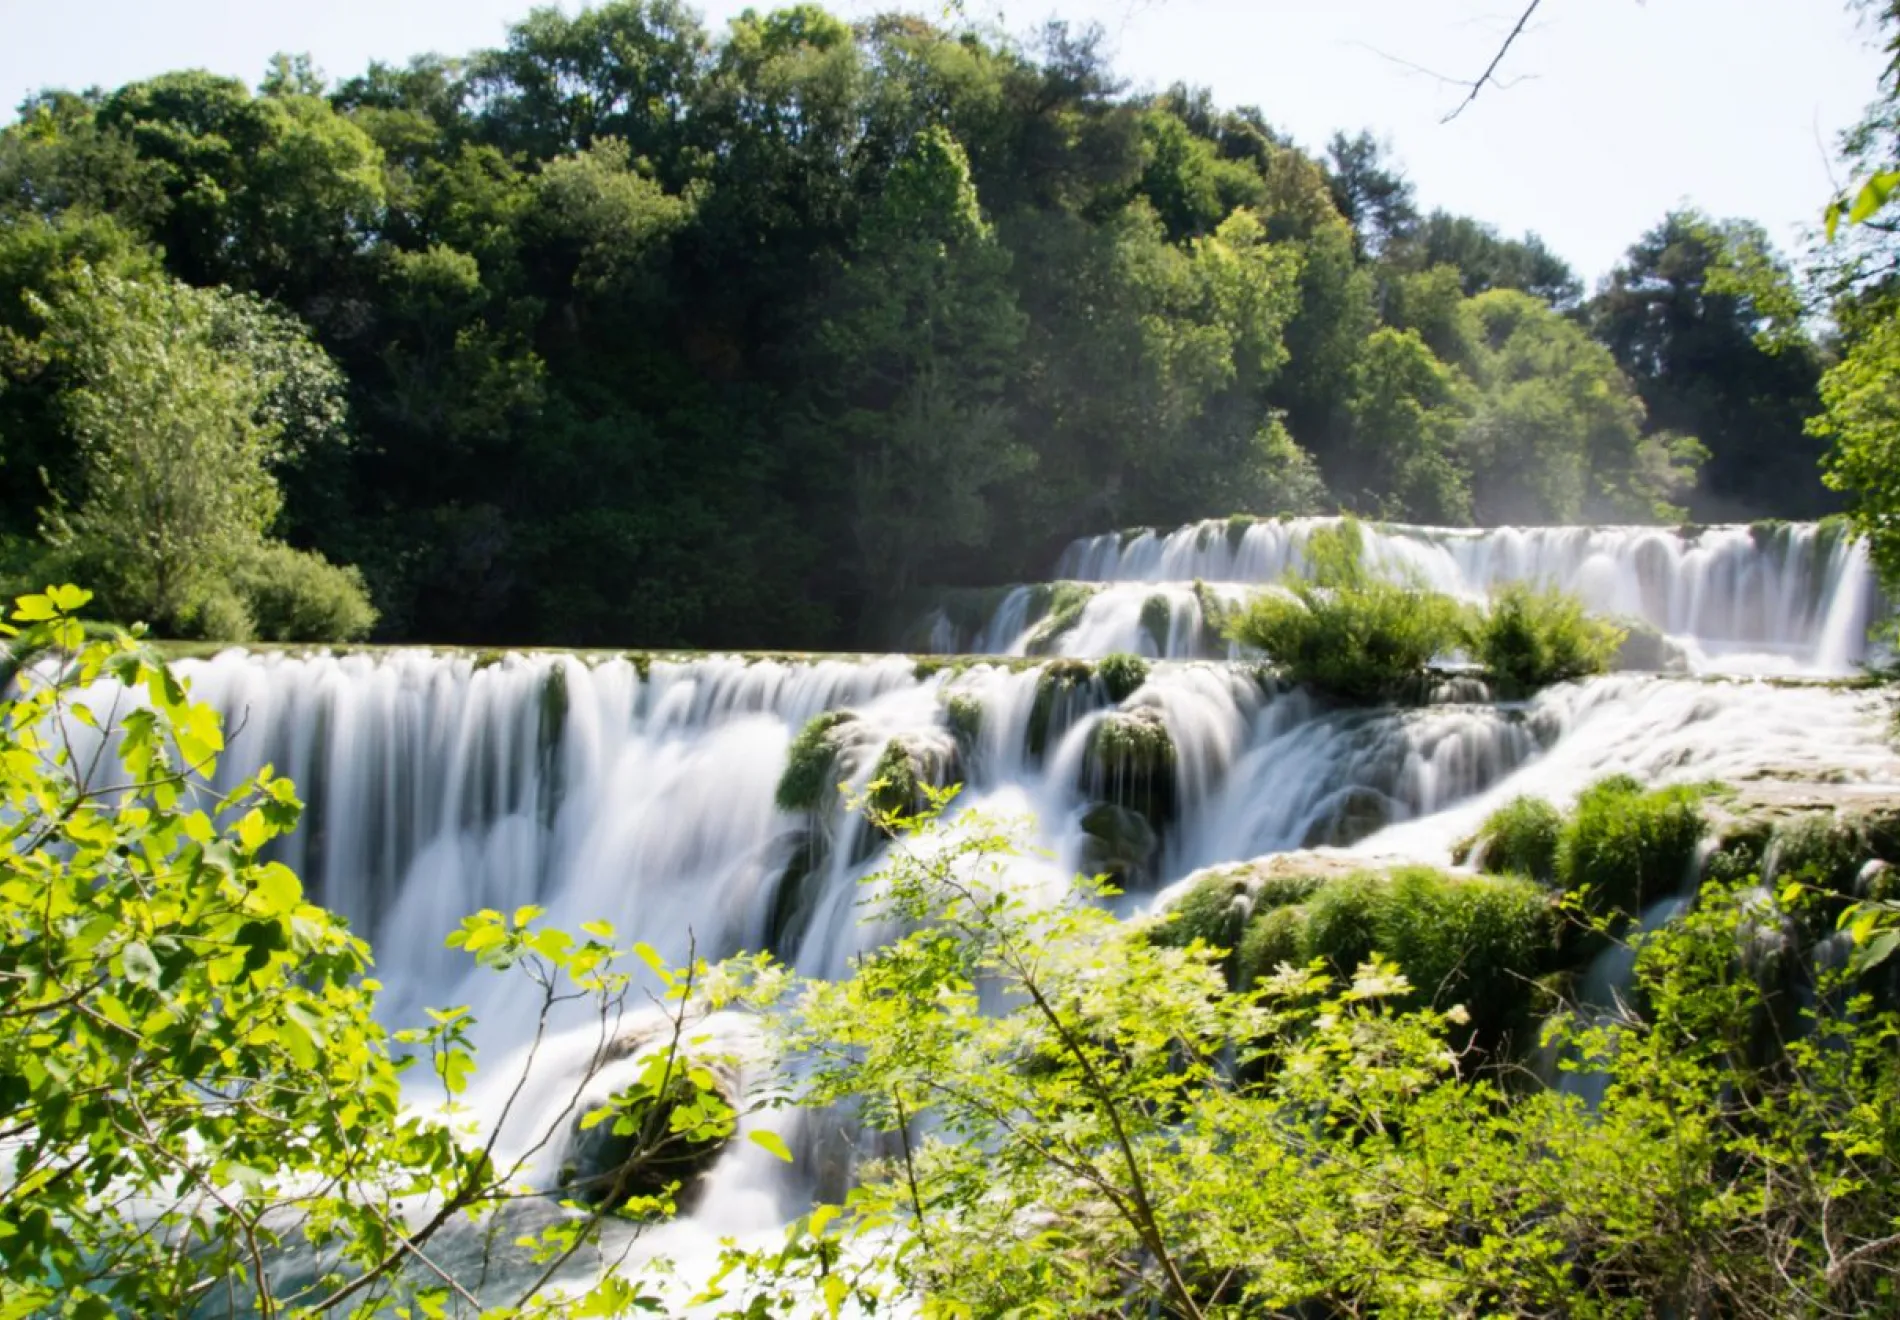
0;585;782;1317
775;709;858;812
0;8;1820;651
1558;774;1709;918
1468;581;1626;696
1227;519;1469;702
230;539;379;642
748;800;1900;1317
1458;793;1565;883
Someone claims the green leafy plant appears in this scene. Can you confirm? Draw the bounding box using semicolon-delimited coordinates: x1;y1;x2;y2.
1226;518;1469;702
0;585;781;1317
1468;581;1625;696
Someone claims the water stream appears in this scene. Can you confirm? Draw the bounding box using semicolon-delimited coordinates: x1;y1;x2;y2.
154;516;1896;1304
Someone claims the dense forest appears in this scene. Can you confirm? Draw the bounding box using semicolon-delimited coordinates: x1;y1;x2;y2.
0;1;1839;648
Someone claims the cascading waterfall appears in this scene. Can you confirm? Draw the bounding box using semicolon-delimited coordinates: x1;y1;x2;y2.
152;517;1898;1304
921;517;1882;674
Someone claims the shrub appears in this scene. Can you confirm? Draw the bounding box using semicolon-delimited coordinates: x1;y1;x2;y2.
1227;581;1467;703
1558;775;1708;917
1468;582;1624;696
1227;517;1469;703
232;540;378;642
1151;869;1252;953
1299;867;1555;1046
1097;652;1150;702
1458;795;1564;883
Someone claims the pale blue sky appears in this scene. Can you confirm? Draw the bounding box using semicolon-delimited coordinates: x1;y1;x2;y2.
0;0;1885;284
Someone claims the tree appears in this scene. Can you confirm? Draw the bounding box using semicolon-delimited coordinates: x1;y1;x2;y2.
35;271;288;629
0;586;779;1316
1589;210;1827;519
803;126;1030;602
1338;325;1475;522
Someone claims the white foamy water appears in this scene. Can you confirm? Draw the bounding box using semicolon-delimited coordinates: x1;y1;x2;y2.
925;518;1880;675
143;633;1896;1306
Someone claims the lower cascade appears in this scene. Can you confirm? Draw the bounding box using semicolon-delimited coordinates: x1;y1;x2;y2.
170;637;1900;1287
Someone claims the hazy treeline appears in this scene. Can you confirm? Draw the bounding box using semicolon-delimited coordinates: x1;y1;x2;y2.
0;2;1833;646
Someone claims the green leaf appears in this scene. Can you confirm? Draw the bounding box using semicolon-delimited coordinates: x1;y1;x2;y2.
749;1129;793;1163
1851;927;1900;975
120;940;160;990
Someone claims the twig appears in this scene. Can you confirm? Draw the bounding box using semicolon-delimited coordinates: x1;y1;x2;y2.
1442;0;1545;123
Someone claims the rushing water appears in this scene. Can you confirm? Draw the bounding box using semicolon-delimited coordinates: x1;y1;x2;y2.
921;518;1881;674
123;516;1889;1305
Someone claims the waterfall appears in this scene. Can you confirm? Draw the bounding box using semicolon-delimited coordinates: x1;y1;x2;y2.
151;624;1900;1304
925;518;1882;674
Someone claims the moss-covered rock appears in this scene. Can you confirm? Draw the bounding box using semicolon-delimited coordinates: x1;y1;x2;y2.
944;692;983;748
558;1046;738;1214
1028;659;1099;758
1140;595;1172;654
1078;802;1159;891
1299;787;1397;849
1098;652;1150;703
1192;579;1231;653
1455;795;1563;883
1226;513;1257;554
776;710;859;812
1085;708;1177;826
1022;582;1102;656
1610;618;1690;674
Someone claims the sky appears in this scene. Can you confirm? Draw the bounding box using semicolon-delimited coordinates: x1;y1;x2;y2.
0;0;1886;285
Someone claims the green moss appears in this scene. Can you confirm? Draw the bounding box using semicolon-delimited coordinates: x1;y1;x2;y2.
945;692;983;746
1226;513;1257;554
1118;526;1151;549
628;652;653;681
1140;595;1172;653
1558;776;1709;917
1236;906;1307;988
776;710;858;813
1023;583;1102;656
1086;709;1176;826
1749;518;1793;551
472;650;506;671
1098;652;1150;703
868;738;923;817
1765;815;1879;894
1027;659;1097;758
1150;870;1253;954
1192;580;1231;653
1456;795;1563;883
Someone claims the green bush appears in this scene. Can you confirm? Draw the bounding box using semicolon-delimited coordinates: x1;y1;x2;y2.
1458;795;1564;883
231;541;378;642
944;692;983;746
1097;652;1150;702
1558;775;1708;917
1227;581;1467;703
1139;595;1172;652
181;585;257;643
1298;867;1555;1045
1468;582;1624;696
1226;517;1468;703
1151;870;1253;953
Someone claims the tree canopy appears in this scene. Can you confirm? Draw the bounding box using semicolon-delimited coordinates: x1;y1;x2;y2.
0;4;1839;647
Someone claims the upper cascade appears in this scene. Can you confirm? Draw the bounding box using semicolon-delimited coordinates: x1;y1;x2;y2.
921;517;1880;675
